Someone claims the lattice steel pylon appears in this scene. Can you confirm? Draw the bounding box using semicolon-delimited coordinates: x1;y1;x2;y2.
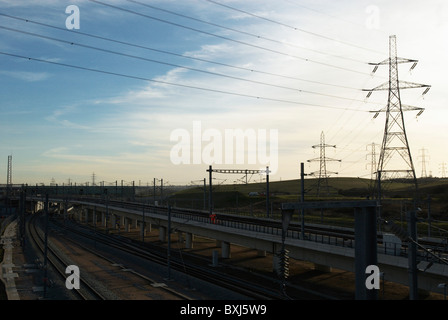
364;35;430;199
307;131;341;197
418;147;430;178
366;143;380;195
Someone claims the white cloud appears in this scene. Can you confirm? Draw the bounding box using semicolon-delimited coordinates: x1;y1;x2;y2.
0;70;51;82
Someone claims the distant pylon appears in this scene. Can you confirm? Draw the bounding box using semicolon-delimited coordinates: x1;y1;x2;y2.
418;147;430;178
7;155;12;186
92;172;96;186
366;143;379;195
307;131;341;197
366;143;379;181
364;35;430;199
440;162;447;178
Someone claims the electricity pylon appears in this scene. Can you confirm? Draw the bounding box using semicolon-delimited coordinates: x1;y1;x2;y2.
366;143;380;195
418;147;430;178
307;131;341;197
364;35;430;199
366;143;379;181
439;162;447;178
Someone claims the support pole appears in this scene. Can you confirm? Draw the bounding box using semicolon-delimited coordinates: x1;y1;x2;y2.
300;162;305;239
266;166;270;218
208;165;213;216
408;208;418;300
167;205;172;280
43;194;49;298
161;179;163;206
203;178;206;210
354;206;378;300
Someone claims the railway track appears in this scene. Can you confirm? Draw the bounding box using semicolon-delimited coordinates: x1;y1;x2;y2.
26;197;448;298
49;216;291;300
26;213;106;300
27;212;197;300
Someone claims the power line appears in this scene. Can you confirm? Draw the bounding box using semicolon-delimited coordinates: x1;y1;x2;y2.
204;0;384;55
0;13;361;92
0;51;368;112
0;25;381;105
127;0;367;64
88;0;374;76
0;26;381;105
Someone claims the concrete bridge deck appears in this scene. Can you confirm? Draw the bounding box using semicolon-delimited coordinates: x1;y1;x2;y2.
38;197;448;298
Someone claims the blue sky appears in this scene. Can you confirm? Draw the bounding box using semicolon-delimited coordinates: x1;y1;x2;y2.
0;0;447;186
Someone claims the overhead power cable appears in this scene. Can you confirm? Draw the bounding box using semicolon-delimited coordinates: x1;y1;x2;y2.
205;0;384;55
88;0;373;76
0;51;369;112
0;25;381;105
127;0;367;64
0;13;359;91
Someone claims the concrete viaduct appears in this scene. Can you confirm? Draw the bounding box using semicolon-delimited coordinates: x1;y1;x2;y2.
31;197;448;299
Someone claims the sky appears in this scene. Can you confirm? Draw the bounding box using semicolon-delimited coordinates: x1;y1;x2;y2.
0;0;447;187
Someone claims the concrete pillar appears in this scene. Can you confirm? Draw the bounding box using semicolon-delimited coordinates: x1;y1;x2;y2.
257;250;267;257
212;250;219;267
185;233;194;249
354;206;378;300
314;264;332;272
221;241;231;259
133;219;138;230
124;217;130;232
111;214;117;229
178;231;184;244
102;211;106;227
159;226;166;241
92;210;97;226
85;209;89;224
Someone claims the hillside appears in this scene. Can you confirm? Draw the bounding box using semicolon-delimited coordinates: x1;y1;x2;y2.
168;177;448;218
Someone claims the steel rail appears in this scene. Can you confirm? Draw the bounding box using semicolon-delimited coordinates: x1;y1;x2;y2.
27;213;106;300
